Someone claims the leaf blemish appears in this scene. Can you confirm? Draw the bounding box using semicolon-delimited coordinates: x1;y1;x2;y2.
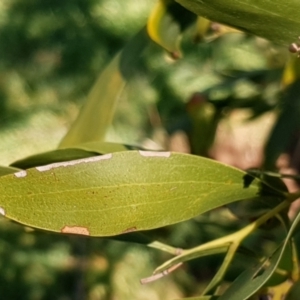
122;227;137;233
61;226;90;236
243;174;255;188
36;153;113;172
14;170;27;178
139;151;171;158
0;207;5;216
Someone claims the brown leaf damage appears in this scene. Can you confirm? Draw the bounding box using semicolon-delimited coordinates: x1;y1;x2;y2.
61;225;90;236
122;226;137;233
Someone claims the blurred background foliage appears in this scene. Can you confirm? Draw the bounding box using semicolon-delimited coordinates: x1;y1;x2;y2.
0;0;298;299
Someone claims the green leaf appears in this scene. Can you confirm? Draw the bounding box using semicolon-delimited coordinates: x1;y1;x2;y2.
0;151;259;237
218;210;300;300
285;280;300;300
153;244;228;276
175;0;300;46
58;28;150;148
0;166;20;177
11;141;137;169
282;56;300;87
202;243;238;294
147;0;196;57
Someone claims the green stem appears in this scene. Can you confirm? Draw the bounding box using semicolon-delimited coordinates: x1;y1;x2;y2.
153;199;291;275
236;199;290;239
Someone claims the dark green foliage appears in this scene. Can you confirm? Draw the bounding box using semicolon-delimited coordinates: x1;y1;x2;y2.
0;1;300;299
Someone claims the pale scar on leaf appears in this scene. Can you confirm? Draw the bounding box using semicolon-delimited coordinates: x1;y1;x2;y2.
61;225;90;236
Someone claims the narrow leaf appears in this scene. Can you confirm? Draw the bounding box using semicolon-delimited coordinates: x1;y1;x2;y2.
11;148;96;170
175;296;219;300
154;244;228;276
0;166;20;177
202;243;238;294
11;142;135;169
58;28;149;148
281;57;300;88
218;211;300;300
0;151;259;237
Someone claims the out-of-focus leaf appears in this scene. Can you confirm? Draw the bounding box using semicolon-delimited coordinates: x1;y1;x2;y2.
154;244;228;276
218;210;300;300
175;0;300;47
11;142;138;169
0;166;20;177
282;57;300;87
258;280;293;300
58;28;150;148
107;233;181;255
263;79;300;169
147;0;196;58
186;93;221;156
193;16;211;42
176;296;219;300
61;141;135;152
11;149;95;170
0;151;260;237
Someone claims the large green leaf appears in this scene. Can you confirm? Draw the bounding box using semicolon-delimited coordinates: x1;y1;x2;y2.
58;28;150;148
0;151;259;237
175;0;300;47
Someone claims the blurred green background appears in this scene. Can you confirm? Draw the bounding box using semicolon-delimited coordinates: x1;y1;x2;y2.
0;0;294;299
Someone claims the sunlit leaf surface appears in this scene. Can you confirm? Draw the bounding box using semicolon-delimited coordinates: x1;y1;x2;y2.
0;151;259;236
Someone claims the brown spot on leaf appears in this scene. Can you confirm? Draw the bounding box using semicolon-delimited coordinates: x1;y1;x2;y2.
122;227;137;234
61;226;90;236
